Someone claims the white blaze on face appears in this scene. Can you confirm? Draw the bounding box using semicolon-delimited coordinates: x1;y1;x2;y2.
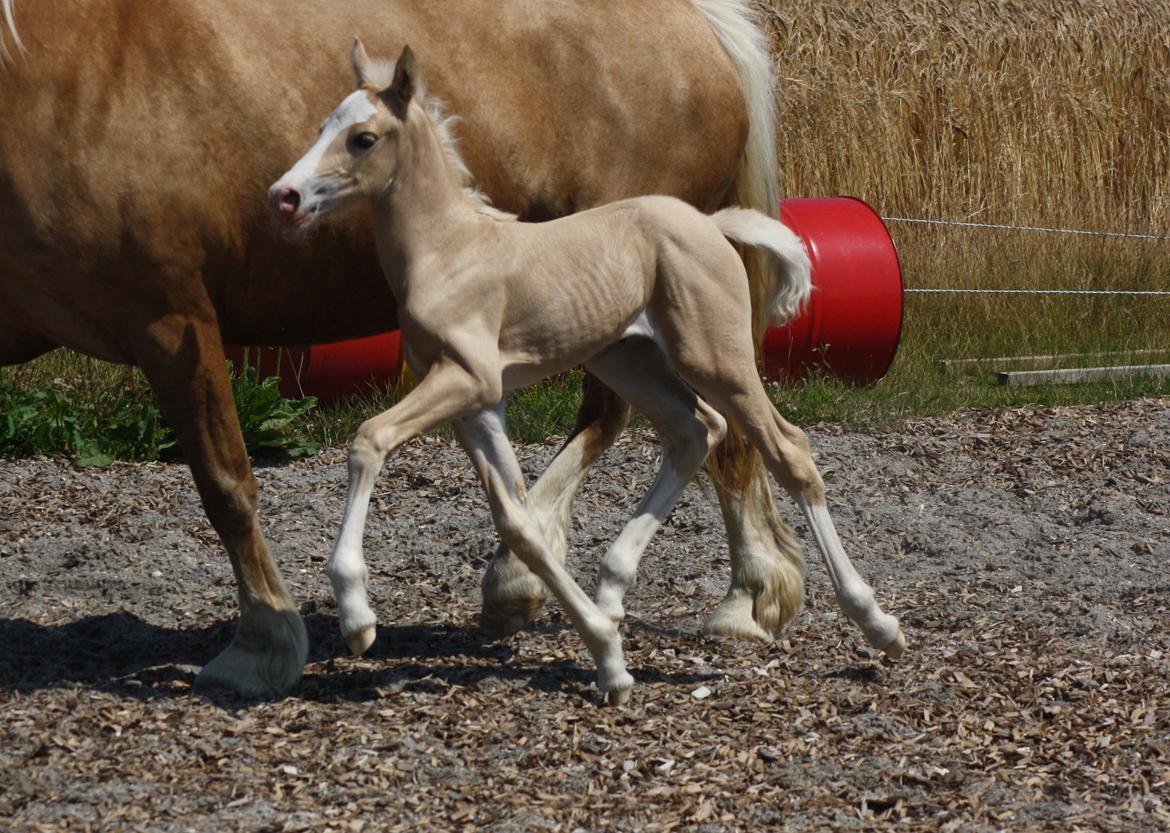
271;91;379;197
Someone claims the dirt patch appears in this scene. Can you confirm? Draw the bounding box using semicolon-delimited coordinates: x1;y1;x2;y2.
2;399;1168;831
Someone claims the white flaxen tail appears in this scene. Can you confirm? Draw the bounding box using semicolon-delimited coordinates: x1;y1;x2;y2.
689;0;780;338
1;0;23;64
712;207;812;326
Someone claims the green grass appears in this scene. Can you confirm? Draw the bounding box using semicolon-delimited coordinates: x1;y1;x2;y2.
0;355;318;465
3;287;1167;468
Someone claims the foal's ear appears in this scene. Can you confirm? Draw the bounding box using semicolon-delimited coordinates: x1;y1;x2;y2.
382;44;418;112
351;37;374;88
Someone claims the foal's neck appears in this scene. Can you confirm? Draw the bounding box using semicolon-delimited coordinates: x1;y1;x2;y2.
372;105;482;289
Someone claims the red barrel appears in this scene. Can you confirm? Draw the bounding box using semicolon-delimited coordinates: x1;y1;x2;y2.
225;331;404;403
763;197;904;385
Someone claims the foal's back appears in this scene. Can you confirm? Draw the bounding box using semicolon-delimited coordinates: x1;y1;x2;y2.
481;196;750;376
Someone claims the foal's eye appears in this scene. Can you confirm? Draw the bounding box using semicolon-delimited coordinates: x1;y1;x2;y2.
352;132;378;151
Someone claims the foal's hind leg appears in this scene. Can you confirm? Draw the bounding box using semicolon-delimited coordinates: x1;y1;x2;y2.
584;339;726;621
694;374;905;657
457;404;634;705
480;375;630;638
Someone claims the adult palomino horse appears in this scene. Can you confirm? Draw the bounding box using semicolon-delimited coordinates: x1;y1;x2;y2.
270;42;904;703
0;0;889;697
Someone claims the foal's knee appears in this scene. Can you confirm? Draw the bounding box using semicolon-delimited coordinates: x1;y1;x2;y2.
349;423;387;476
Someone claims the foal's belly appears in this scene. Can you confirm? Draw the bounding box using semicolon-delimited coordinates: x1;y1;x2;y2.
498;308;666;393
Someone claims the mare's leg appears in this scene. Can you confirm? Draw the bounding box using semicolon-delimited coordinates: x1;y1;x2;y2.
330;359;496;655
456;404;634;705
480;374;630;637
705;442;807;643
134;310;308;696
584;339;726;621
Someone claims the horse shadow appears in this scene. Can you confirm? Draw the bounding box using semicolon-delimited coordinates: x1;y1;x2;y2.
0;611;719;706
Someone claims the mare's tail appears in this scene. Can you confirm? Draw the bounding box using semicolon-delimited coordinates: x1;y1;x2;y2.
711;207;812;327
1;0;25;64
689;0;779;338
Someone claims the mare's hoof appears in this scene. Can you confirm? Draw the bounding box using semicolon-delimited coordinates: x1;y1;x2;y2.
701;593;775;644
194;609;308;698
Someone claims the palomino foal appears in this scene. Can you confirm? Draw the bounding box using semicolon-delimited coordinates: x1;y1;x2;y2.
271;43;905;704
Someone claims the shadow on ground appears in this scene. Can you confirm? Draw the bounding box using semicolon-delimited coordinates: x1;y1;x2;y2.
0;612;719;706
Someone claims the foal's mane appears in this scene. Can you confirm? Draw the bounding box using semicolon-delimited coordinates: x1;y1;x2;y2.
1;0;24;64
364;55;517;222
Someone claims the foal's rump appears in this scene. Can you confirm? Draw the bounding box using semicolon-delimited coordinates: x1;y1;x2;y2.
630;196;812;331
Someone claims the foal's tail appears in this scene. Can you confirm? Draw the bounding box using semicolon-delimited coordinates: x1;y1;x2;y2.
711;207;812;327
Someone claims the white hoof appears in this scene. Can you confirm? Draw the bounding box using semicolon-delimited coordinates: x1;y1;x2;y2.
194;607;308;697
343;624;377;656
600;671;635;707
881;627;907;660
604;683;633;707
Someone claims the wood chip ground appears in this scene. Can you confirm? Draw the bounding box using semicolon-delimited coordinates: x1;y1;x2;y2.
2;399;1168;831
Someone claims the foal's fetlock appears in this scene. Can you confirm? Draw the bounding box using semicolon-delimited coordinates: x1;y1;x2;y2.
594;565;633;623
854;605;906;660
592;625;634;706
480;548;549;638
330;567;378;655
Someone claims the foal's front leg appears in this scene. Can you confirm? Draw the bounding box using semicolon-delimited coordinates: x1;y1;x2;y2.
330;358;496;655
480;374;630;637
456;404;635;706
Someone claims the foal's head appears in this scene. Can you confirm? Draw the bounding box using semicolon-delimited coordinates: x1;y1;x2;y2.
269;41;420;230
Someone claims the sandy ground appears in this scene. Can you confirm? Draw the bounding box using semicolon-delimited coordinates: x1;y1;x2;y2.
1;399;1168;832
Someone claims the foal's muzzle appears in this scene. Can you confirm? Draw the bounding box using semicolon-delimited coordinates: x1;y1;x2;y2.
274;186;301;218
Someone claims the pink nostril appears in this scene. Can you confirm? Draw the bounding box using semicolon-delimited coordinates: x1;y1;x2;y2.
277;187;301;216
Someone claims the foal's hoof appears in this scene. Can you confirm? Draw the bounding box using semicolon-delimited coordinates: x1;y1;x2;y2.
604;686;633;707
881;627;907;660
599;668;635;707
480;596;545;640
343;624;377;657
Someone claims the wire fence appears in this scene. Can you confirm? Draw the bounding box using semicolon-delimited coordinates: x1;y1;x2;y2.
881;216;1170;297
882;216;1170;242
